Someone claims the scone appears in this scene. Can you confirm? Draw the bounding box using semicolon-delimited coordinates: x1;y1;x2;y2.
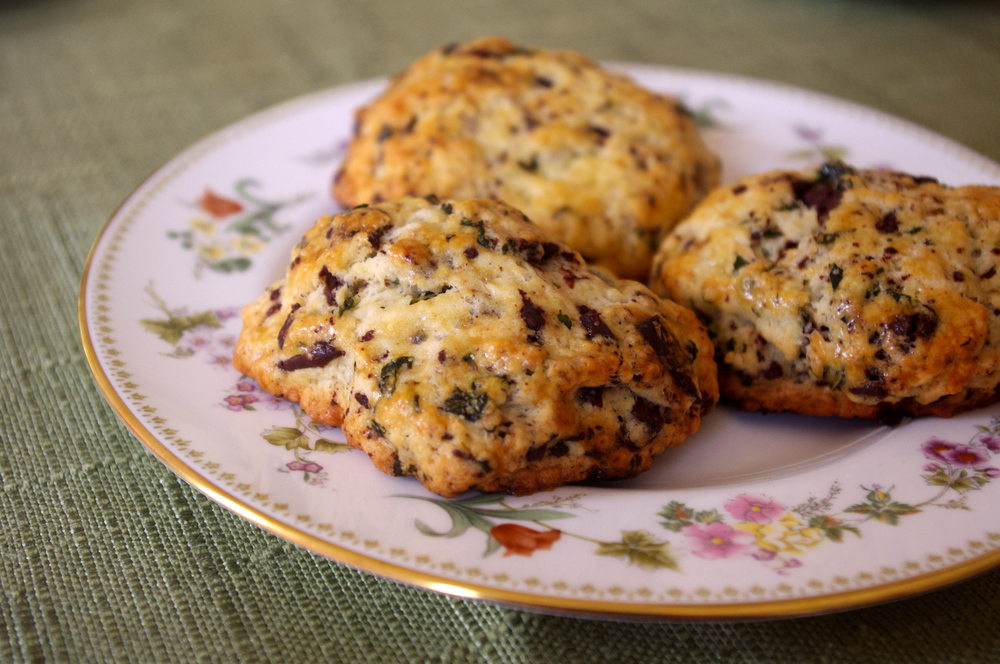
650;161;1000;422
234;196;718;497
332;36;719;281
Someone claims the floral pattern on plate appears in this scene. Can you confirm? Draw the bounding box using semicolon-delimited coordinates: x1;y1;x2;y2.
167;179;311;277
138;287;1000;577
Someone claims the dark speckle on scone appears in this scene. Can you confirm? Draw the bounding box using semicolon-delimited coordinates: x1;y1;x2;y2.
234;196;718;497
332;36;719;281
651;161;1000;420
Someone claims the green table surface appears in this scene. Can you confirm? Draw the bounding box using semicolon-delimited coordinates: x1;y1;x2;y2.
3;0;1000;661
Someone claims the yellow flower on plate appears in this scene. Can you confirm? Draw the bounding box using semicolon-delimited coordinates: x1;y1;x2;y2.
197;242;227;262
189;217;215;236
230;235;264;255
735;513;824;555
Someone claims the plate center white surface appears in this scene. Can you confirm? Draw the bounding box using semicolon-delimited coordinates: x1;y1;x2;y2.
616;408;888;489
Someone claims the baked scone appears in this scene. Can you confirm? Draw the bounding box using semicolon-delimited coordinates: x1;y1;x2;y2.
332;36;720;281
650;161;1000;422
234;196;718;497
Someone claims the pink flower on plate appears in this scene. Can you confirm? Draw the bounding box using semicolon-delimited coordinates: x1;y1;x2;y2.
795;124;823;142
216;335;237;349
945;444;990;468
922;438;956;462
724;495;783;523
214;308;240;321
683;523;753;560
287;460;323;474
980;436;1000;454
184;334;212;349
224;394;257;411
208;354;232;368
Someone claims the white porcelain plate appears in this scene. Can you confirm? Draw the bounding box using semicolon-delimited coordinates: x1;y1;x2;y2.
80;65;1000;620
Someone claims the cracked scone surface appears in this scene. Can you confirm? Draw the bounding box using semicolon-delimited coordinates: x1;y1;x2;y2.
234;197;718;497
332;36;719;281
650;162;1000;420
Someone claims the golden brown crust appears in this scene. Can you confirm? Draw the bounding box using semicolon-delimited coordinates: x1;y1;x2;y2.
332;36;719;281
235;197;718;497
651;162;1000;420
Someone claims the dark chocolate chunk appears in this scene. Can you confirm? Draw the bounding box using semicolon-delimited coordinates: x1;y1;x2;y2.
577;386;604;408
875;212;899;234
519;290;545;332
849;382;888;399
889;311;937;340
278;341;345;371
632;397;665;430
319;266;343;306
276;303;301;349
578;306;614;340
515;238;561;265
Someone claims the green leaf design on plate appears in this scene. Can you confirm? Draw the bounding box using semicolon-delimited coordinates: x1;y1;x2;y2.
401;493;576;557
313;438;351;453
843;488;919;525
263;426;310;450
808;515;861;543
207;257;252;273
595;531;679;572
140;283;221;345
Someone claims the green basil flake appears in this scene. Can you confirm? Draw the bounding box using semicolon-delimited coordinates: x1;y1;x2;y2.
517;155;539;172
441;202;453;214
410;285;452;304
378;356;413;395
410;291;437;304
339;294;357;314
829;264;844;291
733;256;749;272
558;311;573;329
822;366;845;390
816;232;840;245
460;218;493;249
441;387;489;422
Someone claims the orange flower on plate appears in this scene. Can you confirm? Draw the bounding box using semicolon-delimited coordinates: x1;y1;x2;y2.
198;189;243;218
490;523;561;557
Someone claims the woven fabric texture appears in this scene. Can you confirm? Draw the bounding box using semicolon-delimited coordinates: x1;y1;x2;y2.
2;0;1000;661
